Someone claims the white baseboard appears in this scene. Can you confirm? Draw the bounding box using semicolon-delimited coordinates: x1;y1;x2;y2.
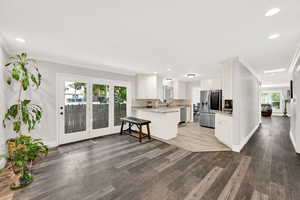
45;141;58;148
289;130;299;153
232;123;260;152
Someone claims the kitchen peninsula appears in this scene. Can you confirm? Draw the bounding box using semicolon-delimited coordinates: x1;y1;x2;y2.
133;107;181;140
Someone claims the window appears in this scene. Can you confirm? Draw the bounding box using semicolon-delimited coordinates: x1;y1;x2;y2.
92;84;109;129
114;86;127;126
261;91;282;111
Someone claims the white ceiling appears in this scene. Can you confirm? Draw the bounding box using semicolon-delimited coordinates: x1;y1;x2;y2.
1;0;300;84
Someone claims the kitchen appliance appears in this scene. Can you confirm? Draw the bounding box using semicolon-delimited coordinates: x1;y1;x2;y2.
199;90;222;128
224;99;233;113
179;107;187;124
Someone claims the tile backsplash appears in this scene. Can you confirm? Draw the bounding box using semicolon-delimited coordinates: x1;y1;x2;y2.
133;99;191;108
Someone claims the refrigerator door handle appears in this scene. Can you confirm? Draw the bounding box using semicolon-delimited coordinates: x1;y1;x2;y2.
208;91;211;111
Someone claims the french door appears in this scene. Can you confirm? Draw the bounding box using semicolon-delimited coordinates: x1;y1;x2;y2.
56;74;131;144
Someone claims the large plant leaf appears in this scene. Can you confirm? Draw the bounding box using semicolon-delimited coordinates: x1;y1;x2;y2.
6;77;12;85
12;67;21;81
13;120;21;133
22;77;30;90
22;100;31;106
4;62;12;67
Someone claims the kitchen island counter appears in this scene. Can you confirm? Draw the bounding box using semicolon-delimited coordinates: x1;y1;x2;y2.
134;108;180;140
133;107;180;113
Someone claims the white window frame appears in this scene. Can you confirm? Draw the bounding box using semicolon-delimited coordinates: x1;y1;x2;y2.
261;90;283;113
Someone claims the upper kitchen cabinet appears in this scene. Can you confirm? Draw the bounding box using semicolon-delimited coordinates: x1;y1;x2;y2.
173;81;187;99
200;79;222;90
136;74;159;99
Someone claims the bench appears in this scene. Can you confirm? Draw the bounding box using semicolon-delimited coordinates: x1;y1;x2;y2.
120;117;151;143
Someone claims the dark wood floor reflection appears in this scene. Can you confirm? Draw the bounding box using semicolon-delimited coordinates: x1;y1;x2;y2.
12;116;300;200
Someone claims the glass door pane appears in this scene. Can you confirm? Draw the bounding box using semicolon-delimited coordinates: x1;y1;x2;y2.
64;81;87;134
271;92;281;110
114;86;127;126
92;84;109;129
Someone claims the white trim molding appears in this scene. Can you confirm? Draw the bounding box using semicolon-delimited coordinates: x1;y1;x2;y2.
261;84;289;88
232;123;260;152
288;42;300;73
220;56;261;83
238;57;261;83
289;130;299;153
45;141;59;149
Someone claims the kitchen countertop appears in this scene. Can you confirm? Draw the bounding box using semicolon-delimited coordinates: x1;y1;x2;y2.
216;111;233;116
133;107;182;113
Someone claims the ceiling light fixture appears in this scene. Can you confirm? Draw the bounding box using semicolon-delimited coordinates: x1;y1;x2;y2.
265;8;280;17
167;68;171;71
268;33;280;40
15;37;26;43
264;68;286;74
185;73;197;79
154;72;158;74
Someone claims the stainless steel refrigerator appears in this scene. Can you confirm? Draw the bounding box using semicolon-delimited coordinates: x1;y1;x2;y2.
199;90;222;128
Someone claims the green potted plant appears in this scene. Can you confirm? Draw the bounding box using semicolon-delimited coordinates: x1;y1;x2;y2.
2;53;48;189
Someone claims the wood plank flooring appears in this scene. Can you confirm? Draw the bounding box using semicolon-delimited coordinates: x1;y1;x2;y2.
163;123;231;152
1;116;299;200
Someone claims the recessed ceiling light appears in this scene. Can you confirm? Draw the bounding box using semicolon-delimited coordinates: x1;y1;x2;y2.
15;37;26;43
185;73;197;79
154;72;158;74
268;33;280;40
265;8;280;17
264;68;286;74
167;68;171;71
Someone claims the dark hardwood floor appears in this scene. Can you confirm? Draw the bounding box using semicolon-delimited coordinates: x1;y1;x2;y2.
10;116;300;200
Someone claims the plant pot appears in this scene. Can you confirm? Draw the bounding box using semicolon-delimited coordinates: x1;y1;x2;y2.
7;139;16;153
10;168;33;190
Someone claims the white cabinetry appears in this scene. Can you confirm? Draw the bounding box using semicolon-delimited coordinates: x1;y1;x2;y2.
215;113;233;149
135;109;179;140
186;107;191;122
136;74;158;99
200;79;222;90
173;81;186;99
136;75;188;100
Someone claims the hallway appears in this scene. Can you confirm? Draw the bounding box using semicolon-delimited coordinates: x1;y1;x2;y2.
240;116;300;199
4;117;300;200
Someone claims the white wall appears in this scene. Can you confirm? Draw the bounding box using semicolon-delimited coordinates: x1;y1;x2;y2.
232;59;260;150
0;44;8;169
186;81;201;101
4;60;136;147
200;78;222;90
290;69;300;152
